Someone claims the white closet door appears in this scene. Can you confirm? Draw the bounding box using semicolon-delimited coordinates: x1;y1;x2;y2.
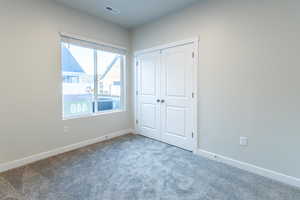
137;51;161;140
160;44;194;151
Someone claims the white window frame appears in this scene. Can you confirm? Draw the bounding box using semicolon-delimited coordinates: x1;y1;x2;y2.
60;33;127;120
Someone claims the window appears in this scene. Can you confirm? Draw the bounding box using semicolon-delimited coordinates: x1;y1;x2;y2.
61;35;126;119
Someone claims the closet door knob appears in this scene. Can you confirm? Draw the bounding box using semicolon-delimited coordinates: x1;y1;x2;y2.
161;99;165;103
156;99;161;103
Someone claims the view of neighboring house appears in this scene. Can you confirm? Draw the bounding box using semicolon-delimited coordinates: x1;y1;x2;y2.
62;45;121;117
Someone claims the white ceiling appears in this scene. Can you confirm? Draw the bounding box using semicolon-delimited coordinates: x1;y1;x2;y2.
54;0;199;28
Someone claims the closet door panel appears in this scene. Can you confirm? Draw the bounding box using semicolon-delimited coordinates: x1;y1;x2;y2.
137;51;161;140
160;44;194;151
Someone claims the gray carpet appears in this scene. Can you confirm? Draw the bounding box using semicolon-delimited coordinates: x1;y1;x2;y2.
0;134;300;200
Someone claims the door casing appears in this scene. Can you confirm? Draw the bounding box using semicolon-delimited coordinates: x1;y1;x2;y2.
134;37;199;153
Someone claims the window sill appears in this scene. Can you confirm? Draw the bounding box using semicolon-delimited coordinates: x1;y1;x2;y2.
63;109;126;121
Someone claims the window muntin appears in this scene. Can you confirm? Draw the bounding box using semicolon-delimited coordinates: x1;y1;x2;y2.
61;40;125;119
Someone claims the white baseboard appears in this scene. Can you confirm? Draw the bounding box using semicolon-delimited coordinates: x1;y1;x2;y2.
0;129;134;173
196;149;300;189
131;128;138;135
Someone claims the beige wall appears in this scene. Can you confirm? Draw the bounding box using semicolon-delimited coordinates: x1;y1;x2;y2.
1;0;300;180
132;0;300;178
0;0;133;164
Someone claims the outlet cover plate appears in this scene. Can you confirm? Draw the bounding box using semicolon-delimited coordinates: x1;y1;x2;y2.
240;137;248;146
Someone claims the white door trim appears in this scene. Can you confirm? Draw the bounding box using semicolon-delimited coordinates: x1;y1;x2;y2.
134;37;199;153
134;37;199;57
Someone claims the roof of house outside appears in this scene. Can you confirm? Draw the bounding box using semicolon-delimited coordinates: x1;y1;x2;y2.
62;47;85;73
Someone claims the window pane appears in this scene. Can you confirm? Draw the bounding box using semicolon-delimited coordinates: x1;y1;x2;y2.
62;43;95;118
96;50;122;112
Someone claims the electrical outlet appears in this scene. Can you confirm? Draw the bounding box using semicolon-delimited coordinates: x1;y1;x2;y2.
64;126;70;133
240;137;248;146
